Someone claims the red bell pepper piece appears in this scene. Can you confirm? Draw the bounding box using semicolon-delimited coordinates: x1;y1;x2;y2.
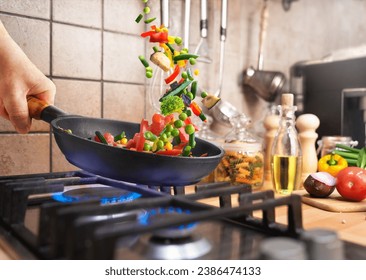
164;65;180;84
156;148;183;156
149;31;168;43
140;30;155;38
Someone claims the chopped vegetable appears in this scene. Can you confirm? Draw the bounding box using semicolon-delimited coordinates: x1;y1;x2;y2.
334;144;366;169
135;14;143;23
317;153;348;177
150;52;171;72
201;94;221;109
164;64;180;84
144;17;156;24
160;95;185;116
130;0;222;157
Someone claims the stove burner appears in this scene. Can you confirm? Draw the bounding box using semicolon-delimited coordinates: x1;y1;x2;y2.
134;234;212;260
52;186;141;204
139;207;197;238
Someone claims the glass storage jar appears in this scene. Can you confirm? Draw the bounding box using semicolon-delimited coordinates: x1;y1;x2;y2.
214;113;264;188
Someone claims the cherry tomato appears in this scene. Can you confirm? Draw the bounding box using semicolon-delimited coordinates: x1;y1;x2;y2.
336;167;366;202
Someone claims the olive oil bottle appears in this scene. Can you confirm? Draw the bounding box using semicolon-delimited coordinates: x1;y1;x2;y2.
271;94;302;194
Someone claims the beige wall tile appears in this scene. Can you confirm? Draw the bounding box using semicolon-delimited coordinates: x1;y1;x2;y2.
53;79;102;117
0;134;50;176
0;118;50;133
104;0;144;34
103;31;145;83
103;83;145;123
0;0;50;19
0;15;50;75
53;0;102;28
52;23;101;79
51;137;78;172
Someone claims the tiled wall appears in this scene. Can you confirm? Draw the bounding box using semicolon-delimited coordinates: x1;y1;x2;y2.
1;0;366;176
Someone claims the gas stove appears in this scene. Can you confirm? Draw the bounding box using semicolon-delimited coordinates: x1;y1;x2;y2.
0;171;364;260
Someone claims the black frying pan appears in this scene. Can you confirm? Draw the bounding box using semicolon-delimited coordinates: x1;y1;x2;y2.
28;97;224;186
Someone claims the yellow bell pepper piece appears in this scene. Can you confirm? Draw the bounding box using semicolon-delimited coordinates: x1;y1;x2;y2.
318;153;348;177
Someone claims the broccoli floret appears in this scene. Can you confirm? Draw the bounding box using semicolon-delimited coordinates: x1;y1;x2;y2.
160;95;185;116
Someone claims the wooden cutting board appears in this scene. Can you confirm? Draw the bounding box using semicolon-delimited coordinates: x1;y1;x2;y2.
293;189;366;212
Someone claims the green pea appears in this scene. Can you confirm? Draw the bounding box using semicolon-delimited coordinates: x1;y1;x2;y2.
165;124;173;132
143;143;151;151
179;112;188;121
182;145;192;156
171;128;179;137
174;119;184;128
143;7;150;14
185;124;195;135
181;71;188;80
145;66;153;73
156;140;164;150
146;71;153;78
174;37;183;45
189;58;196;65
201;91;208;98
160;133;168;142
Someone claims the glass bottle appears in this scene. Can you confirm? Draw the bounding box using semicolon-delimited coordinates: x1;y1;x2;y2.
215;113;264;189
271;93;302;195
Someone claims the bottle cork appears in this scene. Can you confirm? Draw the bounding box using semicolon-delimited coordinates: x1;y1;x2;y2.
281;93;294;108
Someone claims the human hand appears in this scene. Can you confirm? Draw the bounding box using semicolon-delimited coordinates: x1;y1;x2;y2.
0;21;56;134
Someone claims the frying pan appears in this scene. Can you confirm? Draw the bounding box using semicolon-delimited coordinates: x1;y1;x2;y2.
28;97;224;186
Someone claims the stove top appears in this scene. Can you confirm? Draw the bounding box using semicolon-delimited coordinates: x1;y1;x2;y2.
0;171;365;260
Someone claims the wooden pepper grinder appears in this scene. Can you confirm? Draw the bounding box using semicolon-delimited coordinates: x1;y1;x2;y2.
263;113;280;181
296;113;320;182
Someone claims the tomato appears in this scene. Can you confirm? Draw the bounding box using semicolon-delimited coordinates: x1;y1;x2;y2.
336;167;366;202
150;113;165;135
103;132;114;144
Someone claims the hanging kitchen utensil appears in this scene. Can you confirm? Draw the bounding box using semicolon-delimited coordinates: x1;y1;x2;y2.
28;97;224;187
194;0;212;64
242;0;286;102
148;0;171;112
211;0;240;127
183;0;191;50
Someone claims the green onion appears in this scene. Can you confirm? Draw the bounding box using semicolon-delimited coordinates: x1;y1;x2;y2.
95;131;107;144
144;17;156;24
159;79;193;102
173;53;199;62
135;14;143;23
182;145;192;156
191;81;197;97
334;144;366;168
114;131;126;142
138;55;149;67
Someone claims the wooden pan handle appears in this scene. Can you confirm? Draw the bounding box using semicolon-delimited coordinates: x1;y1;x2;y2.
27;96;49;120
27;96;67;123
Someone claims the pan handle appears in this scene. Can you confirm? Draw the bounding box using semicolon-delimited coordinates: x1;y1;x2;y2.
28;96;68;123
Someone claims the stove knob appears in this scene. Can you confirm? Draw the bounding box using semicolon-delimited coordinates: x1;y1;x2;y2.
259;237;307;260
300;228;344;260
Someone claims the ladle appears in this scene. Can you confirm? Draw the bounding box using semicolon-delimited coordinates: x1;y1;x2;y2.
242;0;285;102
